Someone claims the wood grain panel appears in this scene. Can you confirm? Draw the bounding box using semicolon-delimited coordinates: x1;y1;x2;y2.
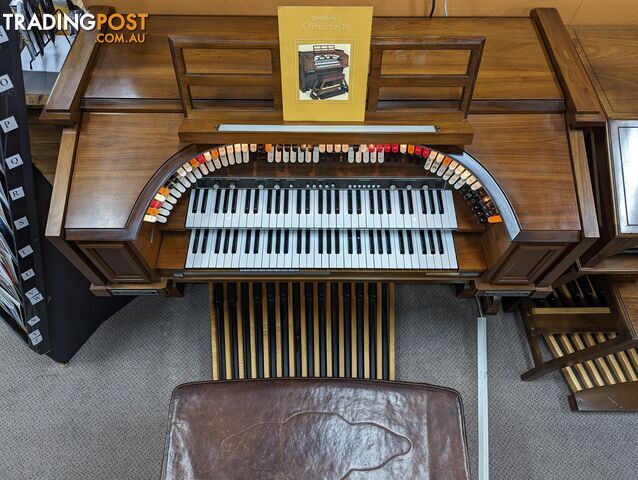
65;113;185;230
83;17;561;105
466;113;581;233
574;27;638;119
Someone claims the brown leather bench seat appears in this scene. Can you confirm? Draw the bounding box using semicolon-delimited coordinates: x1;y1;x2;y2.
161;378;470;479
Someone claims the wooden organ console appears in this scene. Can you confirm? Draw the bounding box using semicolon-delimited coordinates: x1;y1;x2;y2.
298;45;349;99
41;7;603;306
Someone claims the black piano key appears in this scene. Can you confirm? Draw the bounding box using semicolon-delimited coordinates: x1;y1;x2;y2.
356;190;362;214
369;230;375;254
275;230;281;254
318;229;323;254
267;230;273;253
228;284;239;379
214;188;223;214
223;229;231;254
266;190;273;214
201;189;209;214
326;190;332;214
356;283;364;378
280;283;289;377
347;190;353;214
232;229;239;254
284;189;290;214
377;190;383;214
335;190;340;214
284;230;290;254
191;230;200;254
296;190;302;214
369;190;375;214
275;189;281;214
253;230;260;254
305;230;311;254
348;230;353;254
191;189;200;214
244;189;251;214
407;189;414;214
296;231;302;254
385;230;392;254
382;283;390;380
398;230;405;254
343;283;352;377
214;230;222;254
331;283;340;373
222;189;230;214
335;230;340;254
318;283;327;377
305;283;314;376
356;231;362;254
377;230;384;254
318;190;324;215
266;283;277;377
406;230;414;254
254;283;264;378
419;230;427;253
420;189;427;214
369;283;377;379
399;190;405;214
428;230;435;254
428;190;436;214
327;229;332;254
385;190;392;214
240;283;251;379
213;284;226;380
202;230;209;254
437;190;445;214
253;189;260;214
245;230;252;254
292;283;302;376
436;230;444;254
231;188;238;213
305;190;311;214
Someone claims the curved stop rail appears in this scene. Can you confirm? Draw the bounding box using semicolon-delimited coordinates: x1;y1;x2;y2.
129;144;519;240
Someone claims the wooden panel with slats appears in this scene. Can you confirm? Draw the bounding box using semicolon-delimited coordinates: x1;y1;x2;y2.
209;282;395;381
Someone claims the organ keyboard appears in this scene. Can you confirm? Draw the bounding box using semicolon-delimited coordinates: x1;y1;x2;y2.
186;228;457;270
42;10;603;299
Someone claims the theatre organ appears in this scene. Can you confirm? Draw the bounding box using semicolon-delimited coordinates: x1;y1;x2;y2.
298;45;349;99
41;8;604;305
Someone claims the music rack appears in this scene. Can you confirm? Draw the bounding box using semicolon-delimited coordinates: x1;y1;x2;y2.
0;11;50;353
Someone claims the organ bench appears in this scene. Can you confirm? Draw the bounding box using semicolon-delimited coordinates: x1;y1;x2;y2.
41;8;602;303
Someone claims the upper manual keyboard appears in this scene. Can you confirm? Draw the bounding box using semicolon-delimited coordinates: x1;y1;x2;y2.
185;187;457;230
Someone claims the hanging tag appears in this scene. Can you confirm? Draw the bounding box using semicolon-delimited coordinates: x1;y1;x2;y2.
14;216;29;230
27;315;41;327
0;26;8;44
1;116;18;133
0;74;13;93
5;153;24;170
18;245;33;258
9;186;24;201
28;330;43;346
21;268;35;281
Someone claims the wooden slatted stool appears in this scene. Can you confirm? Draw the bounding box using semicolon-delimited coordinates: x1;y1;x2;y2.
521;276;638;410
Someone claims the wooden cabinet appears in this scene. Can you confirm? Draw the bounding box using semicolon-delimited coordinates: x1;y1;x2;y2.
80;243;151;283
488;243;567;285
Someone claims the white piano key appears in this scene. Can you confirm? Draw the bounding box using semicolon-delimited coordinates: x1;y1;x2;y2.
186;190;197;228
311;190;319;229
320;229;329;269
291;231;300;269
380;190;389;229
214;190;225;228
380;230;389;269
283;190;292;229
444;190;457;229
239;230;250;269
186;230;197;268
337;190;346;229
300;191;307;229
410;189;424;229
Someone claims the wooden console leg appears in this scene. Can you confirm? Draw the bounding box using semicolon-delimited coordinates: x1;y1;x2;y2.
480;295;502;315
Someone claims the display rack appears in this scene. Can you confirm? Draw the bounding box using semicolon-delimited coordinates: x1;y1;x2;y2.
0;5;50;353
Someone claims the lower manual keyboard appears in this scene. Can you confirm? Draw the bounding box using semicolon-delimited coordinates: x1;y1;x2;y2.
186;228;457;270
